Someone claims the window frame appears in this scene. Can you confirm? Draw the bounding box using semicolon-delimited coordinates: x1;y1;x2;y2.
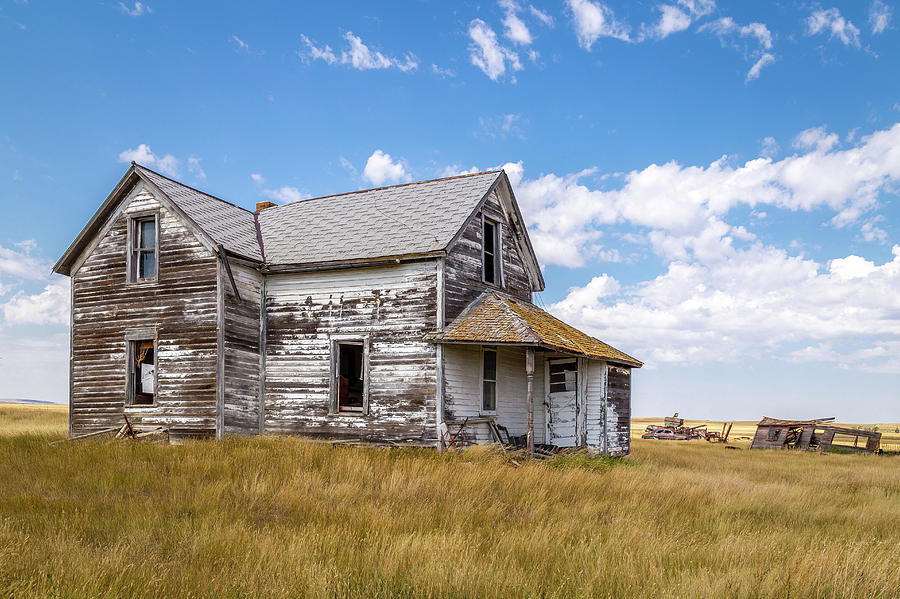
481;346;498;415
126;211;160;283
125;329;158;407
481;214;503;287
329;334;370;416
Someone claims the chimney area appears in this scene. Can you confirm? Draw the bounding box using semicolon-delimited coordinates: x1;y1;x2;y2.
256;201;277;212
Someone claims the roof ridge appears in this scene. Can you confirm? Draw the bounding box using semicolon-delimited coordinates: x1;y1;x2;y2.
133;162;256;216
493;292;542;344
264;169;503;210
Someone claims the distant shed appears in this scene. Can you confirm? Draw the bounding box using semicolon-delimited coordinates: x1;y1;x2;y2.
750;417;881;453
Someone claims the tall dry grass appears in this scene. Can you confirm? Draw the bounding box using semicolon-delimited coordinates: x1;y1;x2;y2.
1;407;898;598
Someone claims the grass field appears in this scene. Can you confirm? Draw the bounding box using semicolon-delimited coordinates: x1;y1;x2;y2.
1;405;899;598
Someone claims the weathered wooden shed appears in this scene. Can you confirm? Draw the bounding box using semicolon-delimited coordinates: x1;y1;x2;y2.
750;417;882;453
53;163;641;453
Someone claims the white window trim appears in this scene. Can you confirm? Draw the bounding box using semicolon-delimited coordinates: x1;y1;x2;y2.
329;333;371;416
125;329;159;407
480;214;503;288
126;211;160;284
481;346;498;415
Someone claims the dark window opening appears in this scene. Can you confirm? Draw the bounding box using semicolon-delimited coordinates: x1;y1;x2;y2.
482;348;497;412
766;428;782;441
482;219;499;285
548;360;577;394
337;342;365;413
785;426;804;448
130;339;155;405
131;217;157;281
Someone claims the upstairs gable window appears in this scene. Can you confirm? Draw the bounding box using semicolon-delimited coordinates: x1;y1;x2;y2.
129;215;158;282
482;217;502;286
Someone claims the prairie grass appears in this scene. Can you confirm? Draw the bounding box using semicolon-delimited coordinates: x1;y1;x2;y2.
1;406;899;598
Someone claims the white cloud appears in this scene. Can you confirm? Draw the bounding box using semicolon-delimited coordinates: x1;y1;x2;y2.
644;1;714;40
746;52;775;81
299;32;417;72
362;150;411;186
118;144;179;177
567;0;631;49
250;173;266;185
187;156;206;180
700;17;775;80
231;35;256;54
339;157;358;178
760;136;779;158
440;164;482;178
529;6;555;27
118;2;150;16
806;8;861;48
870;0;893;33
500;0;533;45
510;123;900;268
432;64;455;78
2;277;69;327
262;186;307;204
468;19;522;80
0;243;49;282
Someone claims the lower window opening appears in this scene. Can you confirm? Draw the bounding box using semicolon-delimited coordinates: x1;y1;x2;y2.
337;342;364;413
131;339;155;405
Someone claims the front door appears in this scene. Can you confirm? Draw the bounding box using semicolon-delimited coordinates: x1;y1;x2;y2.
546;358;577;447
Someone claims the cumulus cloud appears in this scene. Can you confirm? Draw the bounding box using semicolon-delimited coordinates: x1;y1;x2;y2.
299;32;417;72
870;0;893;34
187;156;206;180
2;278;69;327
529;6;555;27
362;150;411;186
501;122;900;371
806;8;862;47
468;19;522;80
567;0;631;48
643;0;715;40
262;186;307;204
250;173;266;185
0;243;50;282
500;0;533;44
118;144;179;177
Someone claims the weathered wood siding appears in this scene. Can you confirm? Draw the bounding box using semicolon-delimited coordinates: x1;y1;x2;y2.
443;345;545;444
606;366;631;455
222;262;262;435
585;360;607;448
264;261;438;442
444;189;533;322
70;184;218;435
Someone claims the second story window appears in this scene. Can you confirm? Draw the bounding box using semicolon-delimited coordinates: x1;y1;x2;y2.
130;215;157;282
482;217;502;286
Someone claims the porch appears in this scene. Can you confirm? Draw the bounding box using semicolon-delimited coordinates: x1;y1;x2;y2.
428;291;641;455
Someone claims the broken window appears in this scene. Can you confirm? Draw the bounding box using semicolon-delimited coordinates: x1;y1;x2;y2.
130;215;157;281
548;359;577;394
129;338;156;405
482;218;502;286
334;341;367;413
482;348;497;412
766;428;781;441
831;433;860;448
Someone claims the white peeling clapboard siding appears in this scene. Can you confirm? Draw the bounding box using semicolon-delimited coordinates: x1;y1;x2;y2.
444;190;532;322
606;366;631;455
443;345;545;444
585;360;607;448
264;261;438;442
70;184;218;435
222;262;262;435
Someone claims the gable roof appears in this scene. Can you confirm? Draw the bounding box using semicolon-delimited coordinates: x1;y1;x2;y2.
54;164;542;289
134;166;262;261
258;170;502;265
428;291;642;367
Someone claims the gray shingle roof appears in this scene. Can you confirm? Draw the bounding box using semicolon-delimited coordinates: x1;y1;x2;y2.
136;166;263;261
257;171;501;265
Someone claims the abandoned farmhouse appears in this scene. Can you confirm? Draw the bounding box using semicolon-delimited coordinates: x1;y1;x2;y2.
53;164;641;453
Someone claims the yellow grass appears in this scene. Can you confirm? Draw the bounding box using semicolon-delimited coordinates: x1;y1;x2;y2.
1;405;899;598
0;403;67;436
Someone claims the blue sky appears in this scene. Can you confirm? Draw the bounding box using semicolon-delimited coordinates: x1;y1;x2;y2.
1;0;899;421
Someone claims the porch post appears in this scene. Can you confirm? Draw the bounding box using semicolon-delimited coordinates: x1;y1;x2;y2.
526;346;535;458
